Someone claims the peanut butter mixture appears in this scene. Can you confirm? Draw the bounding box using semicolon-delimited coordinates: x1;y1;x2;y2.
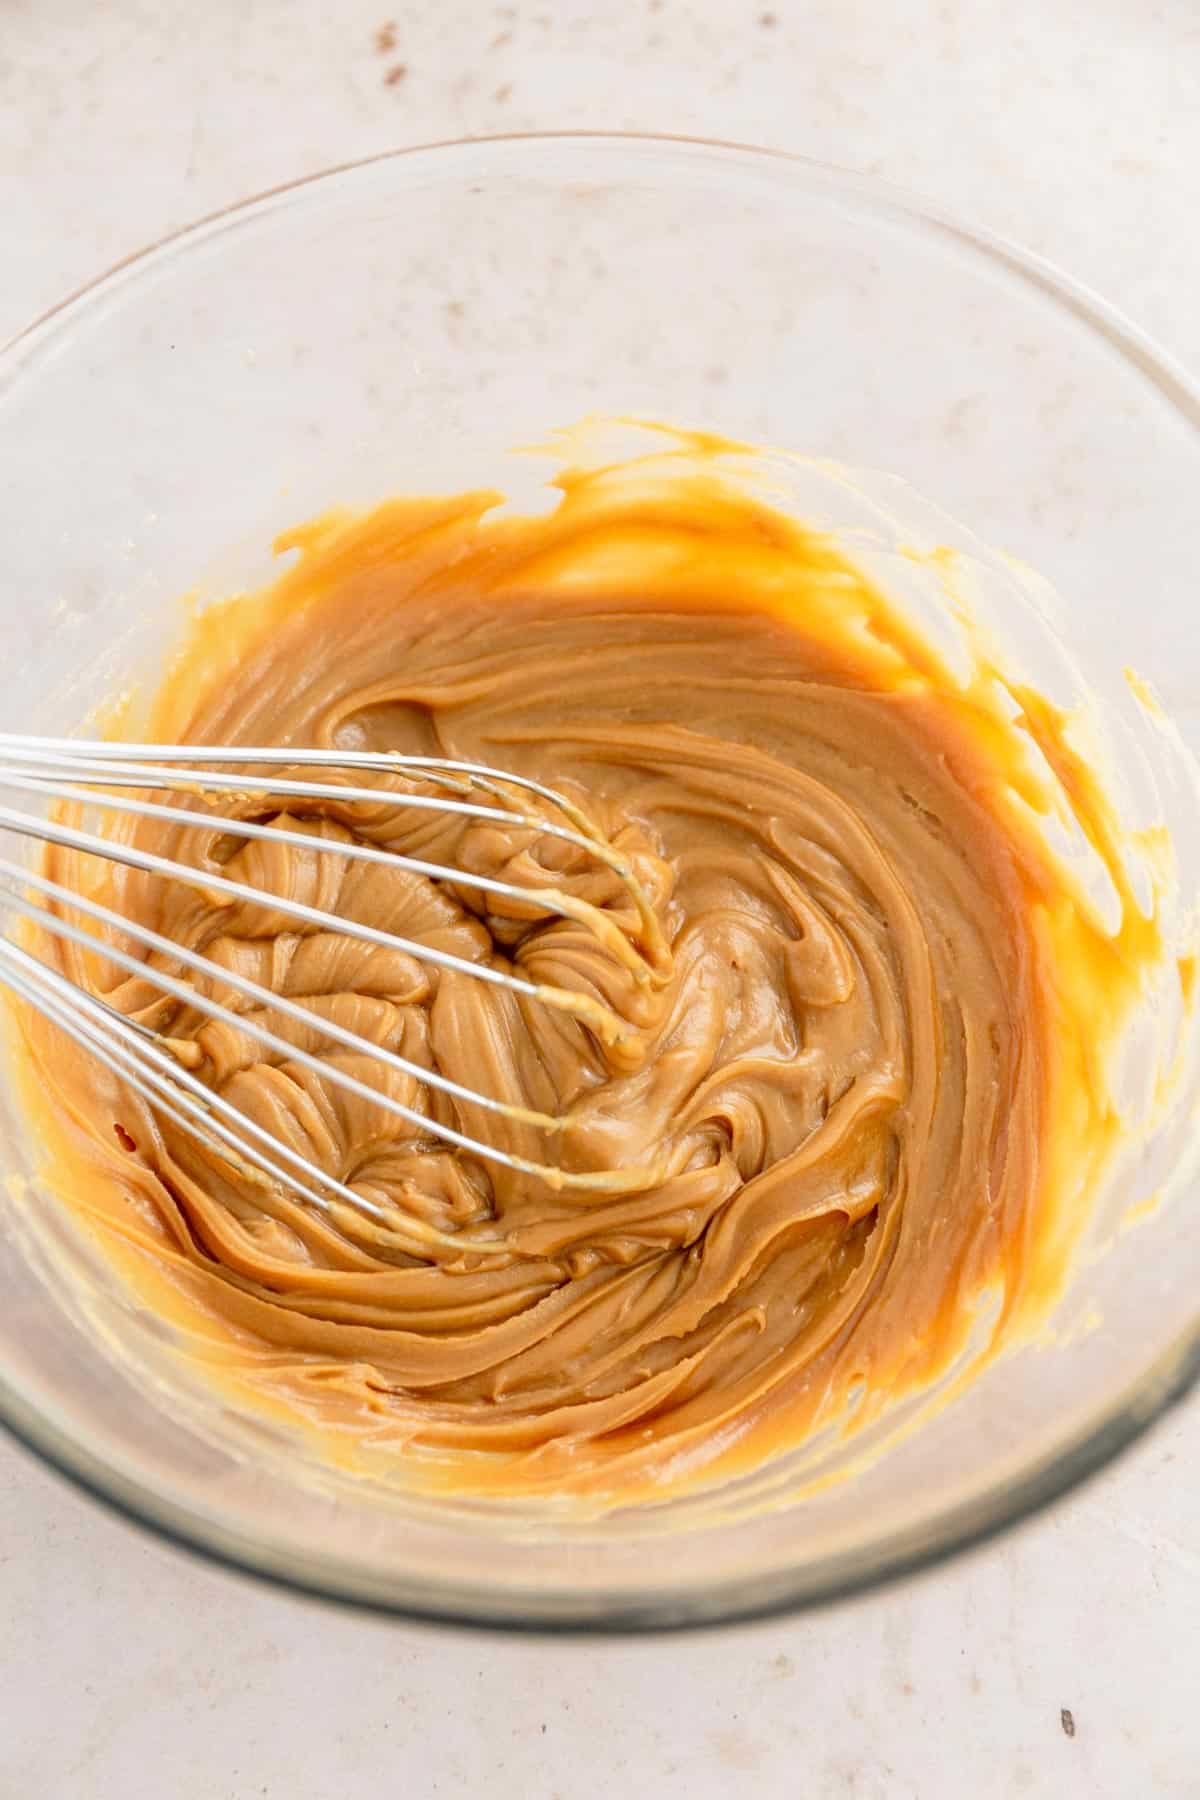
19;439;1143;1502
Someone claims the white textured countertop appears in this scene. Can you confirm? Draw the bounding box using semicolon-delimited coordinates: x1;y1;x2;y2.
1;3;1198;1795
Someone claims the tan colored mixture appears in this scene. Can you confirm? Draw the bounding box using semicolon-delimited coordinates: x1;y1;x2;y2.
19;440;1143;1502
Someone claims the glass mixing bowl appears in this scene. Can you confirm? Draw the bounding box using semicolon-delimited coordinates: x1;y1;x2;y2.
1;135;1198;1631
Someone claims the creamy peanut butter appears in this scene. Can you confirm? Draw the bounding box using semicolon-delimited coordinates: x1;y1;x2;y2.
17;434;1154;1503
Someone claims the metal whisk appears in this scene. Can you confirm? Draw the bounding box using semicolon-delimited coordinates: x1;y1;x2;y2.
0;733;671;1247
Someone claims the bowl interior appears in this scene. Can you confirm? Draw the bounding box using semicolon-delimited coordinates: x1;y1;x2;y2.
1;137;1198;1628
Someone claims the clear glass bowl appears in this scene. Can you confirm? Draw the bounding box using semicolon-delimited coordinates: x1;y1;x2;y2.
1;135;1199;1631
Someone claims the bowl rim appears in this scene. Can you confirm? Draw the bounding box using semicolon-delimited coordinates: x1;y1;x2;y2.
3;130;1199;1634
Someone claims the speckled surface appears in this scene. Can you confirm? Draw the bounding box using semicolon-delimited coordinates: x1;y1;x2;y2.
1;3;1198;1795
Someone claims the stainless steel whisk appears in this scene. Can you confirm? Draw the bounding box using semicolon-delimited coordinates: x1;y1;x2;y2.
0;733;670;1248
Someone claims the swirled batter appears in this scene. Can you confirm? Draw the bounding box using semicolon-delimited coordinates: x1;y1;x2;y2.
19;435;1148;1502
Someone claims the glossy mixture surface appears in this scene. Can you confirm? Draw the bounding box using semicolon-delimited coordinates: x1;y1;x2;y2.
21;440;1141;1502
